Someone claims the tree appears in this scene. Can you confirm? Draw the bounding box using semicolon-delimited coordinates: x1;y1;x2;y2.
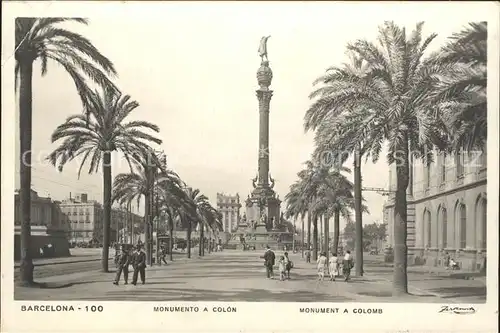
306;52;374;277
362;222;388;251
286;160;356;262
180;187;209;259
48;88;161;272
15;18;116;285
433;22;487;152
285;181;309;258
304;21;450;295
112;150;184;265
343;221;356;251
197;201;223;256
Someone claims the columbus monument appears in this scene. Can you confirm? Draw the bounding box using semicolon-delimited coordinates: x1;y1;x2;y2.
246;35;281;230
229;36;293;250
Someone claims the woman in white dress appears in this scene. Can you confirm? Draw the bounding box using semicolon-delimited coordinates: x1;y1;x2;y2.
329;253;339;281
317;252;327;281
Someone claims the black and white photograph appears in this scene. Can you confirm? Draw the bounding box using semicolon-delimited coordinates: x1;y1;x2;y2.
1;1;498;333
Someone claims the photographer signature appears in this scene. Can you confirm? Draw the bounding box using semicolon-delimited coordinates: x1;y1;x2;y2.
439;305;476;315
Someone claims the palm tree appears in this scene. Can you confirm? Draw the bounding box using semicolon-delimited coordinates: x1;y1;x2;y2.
304;21;450;295
432;22;487;151
295;161;322;260
48;88;161;272
284;184;308;258
197;201;223;256
181;187;209;259
112;151;184;265
306;52;373;276
15;18;117;285
309;166;356;261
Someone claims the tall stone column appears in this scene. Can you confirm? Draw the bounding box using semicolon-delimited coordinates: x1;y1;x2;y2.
256;61;273;187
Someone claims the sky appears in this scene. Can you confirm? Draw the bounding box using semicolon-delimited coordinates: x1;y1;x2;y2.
7;2;491;231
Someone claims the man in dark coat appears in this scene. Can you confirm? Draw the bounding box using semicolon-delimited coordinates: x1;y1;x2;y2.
113;245;131;285
131;244;147;285
262;245;276;279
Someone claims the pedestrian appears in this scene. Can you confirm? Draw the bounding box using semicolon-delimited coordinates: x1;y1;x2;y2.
329;252;339;281
284;252;293;279
159;245;168;265
317;252;327;281
262;245;276;279
131;244;147;285
306;250;311;263
278;256;287;281
443;251;450;268
113;245;130;285
343;250;353;282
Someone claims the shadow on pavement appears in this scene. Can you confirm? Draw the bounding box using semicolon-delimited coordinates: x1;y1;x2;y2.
81;287;354;302
429;286;486;299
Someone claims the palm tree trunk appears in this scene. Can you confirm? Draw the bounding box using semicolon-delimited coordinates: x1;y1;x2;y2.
319;215;323;252
101;151;112;272
169;217;174;261
186;218;192;259
324;214;329;260
307;212;312;252
301;216;304;258
393;140;409;295
199;225;204;257
333;208;340;254
18;59;35;286
313;215;318;261
144;192;151;265
354;147;364;276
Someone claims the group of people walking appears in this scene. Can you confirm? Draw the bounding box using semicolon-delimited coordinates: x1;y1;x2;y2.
261;245;354;282
262;246;293;281
113;243;147;286
316;250;354;282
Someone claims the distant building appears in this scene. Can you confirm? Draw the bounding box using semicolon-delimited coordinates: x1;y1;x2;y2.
58;193;143;244
383;148;487;271
216;193;241;232
14;189;70;259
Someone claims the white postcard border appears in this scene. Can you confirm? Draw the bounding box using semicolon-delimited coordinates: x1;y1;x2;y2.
1;2;499;333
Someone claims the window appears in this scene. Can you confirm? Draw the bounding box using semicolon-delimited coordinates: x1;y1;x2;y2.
441;153;446;183
456;152;464;178
479;150;487;169
425;163;431;189
476;198;487;250
424;210;431;248
441;208;448;248
481;200;486;249
458;204;467;248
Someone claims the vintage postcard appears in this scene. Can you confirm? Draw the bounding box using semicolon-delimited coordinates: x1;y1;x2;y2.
1;1;498;332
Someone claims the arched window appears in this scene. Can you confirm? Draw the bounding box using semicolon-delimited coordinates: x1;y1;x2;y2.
426;163;431;189
475;197;487;250
456;152;464;178
441;207;448;248
457;203;467;248
424;209;432;248
441;153;446;183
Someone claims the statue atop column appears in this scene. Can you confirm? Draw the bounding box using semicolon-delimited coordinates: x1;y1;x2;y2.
258;36;271;63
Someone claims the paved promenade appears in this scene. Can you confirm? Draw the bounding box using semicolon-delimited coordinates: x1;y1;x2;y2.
14;250;486;302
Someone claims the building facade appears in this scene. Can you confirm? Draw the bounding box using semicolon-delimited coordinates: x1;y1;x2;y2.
58;193;143;244
14;189;70;259
216;193;241;232
383;149;487;271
